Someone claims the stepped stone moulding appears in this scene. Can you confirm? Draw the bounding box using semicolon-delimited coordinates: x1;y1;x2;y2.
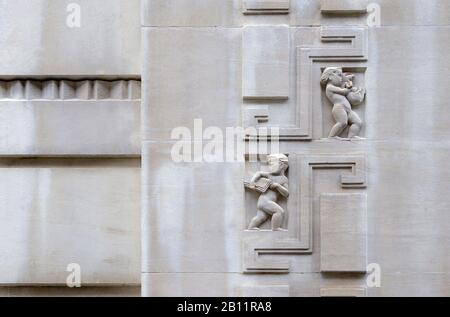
243;0;290;15
243;154;367;273
0;80;141;100
0;78;141;156
244;27;368;141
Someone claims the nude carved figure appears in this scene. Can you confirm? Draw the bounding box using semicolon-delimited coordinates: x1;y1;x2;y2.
320;67;366;140
245;154;289;231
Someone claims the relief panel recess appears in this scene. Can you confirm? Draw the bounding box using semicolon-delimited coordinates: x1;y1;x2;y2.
243;27;368;140
243;154;367;273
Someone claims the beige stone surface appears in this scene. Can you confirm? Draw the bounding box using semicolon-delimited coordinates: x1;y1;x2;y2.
374;0;450;26
369;273;450;297
242;26;289;100
320;287;366;297
141;142;245;273
0;0;141;76
320;194;367;273
141;0;242;27
0;159;140;285
321;0;368;13
0;100;140;156
142;27;242;140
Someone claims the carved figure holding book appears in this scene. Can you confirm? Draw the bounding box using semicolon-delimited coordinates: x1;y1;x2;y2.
245;154;289;231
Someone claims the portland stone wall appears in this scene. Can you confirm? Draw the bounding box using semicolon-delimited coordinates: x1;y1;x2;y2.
0;0;449;297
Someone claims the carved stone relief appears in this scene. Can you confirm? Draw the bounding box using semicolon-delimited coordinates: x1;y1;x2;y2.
320;67;366;139
240;6;370;293
243;27;368;140
243;154;367;273
245;154;290;231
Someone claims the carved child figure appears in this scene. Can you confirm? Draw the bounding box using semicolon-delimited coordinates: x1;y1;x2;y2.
320;67;366;139
246;154;289;231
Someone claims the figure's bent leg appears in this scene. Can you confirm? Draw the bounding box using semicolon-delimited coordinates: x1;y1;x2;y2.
261;201;285;231
348;111;362;138
329;105;349;138
248;209;269;230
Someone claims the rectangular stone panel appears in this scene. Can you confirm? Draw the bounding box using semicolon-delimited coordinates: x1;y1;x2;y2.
141;142;245;273
142;27;242;140
141;0;241;27
0;100;140;156
0;159;140;285
243;0;290;14
321;0;368;13
320;193;367;272
0;0;140;76
320;287;366;297
242;26;289;100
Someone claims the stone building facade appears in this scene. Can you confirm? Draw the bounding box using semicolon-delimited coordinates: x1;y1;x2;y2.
1;0;449;297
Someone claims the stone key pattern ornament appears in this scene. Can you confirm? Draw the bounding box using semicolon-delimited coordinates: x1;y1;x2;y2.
0;79;141;100
243;155;367;273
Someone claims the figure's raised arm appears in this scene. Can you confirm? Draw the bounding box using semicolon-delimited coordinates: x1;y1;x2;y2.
251;171;270;183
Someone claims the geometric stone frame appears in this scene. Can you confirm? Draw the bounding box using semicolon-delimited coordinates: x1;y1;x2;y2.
243;154;367;273
244;27;368;141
